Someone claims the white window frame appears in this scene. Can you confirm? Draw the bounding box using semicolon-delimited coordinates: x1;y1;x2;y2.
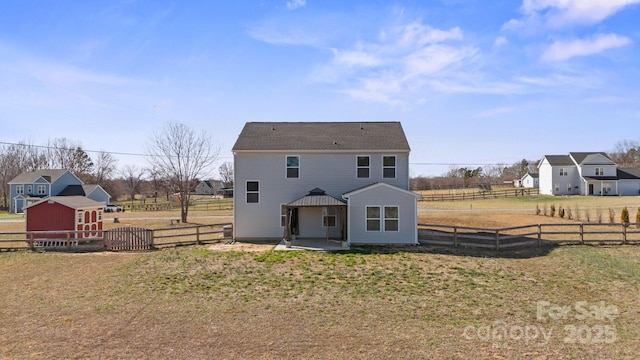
322;207;337;227
567;183;572;192
27;185;32;193
559;168;567;176
37;185;46;195
357;156;370;179
16;185;24;194
246;181;260;204
77;211;83;224
595;167;604;176
383;156;396;179
366;206;381;232
286;155;300;179
384;206;399;232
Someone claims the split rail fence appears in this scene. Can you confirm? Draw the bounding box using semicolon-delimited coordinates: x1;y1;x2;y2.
0;223;232;252
419;188;539;202
419;222;640;250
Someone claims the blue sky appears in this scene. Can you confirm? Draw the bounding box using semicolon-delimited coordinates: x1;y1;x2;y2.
1;0;639;177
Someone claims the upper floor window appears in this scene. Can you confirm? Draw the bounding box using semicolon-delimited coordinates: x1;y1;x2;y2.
27;185;32;193
16;185;24;194
357;156;370;178
286;156;299;178
246;181;259;203
559;168;568;176
383;156;396;178
595;167;604;176
37;185;46;195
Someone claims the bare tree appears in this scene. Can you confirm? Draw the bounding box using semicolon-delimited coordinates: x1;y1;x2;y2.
0;141;48;209
120;165;146;202
146;122;220;222
91;151;117;184
610;140;640;167
45;138;94;178
218;162;234;188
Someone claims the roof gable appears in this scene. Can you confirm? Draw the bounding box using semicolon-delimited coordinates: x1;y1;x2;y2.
232;122;410;152
569;152;615;165
342;182;421;199
9;169;79;184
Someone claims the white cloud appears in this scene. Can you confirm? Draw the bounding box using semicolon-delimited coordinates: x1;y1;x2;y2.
506;0;640;30
286;0;306;10
541;33;631;61
493;36;508;48
318;21;477;104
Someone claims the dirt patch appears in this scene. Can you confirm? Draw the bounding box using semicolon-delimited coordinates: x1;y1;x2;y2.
207;241;274;252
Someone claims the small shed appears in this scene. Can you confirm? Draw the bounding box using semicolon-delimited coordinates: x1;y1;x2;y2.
25;196;105;239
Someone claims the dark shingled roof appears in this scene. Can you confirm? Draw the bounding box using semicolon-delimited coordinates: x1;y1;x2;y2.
58;185;86;196
232;122;410;152
569;152;614;165
8;169;70;184
543;155;574;166
618;168;640;180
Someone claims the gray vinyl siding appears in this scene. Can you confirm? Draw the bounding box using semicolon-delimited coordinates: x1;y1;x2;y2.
233;151;410;240
347;185;417;244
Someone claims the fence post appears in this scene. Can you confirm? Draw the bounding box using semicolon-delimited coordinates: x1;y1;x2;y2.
29;232;34;250
196;226;201;245
150;230;155;249
622;224;627;244
495;230;500;250
537;224;541;247
67;232;71;250
580;224;584;244
453;227;458;247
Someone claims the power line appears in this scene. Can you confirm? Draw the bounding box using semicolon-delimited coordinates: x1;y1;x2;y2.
0;141;232;160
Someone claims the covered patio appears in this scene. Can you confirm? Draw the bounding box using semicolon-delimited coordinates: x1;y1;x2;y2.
282;188;349;250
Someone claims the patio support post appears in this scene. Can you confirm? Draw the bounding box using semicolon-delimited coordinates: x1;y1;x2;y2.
284;207;292;248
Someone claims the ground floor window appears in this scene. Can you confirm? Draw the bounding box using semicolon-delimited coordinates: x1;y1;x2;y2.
366;206;380;231
246;181;259;203
384;206;399;231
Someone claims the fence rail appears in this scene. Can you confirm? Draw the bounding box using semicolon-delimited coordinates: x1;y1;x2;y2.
0;223;233;252
419;188;539;202
419;222;640;249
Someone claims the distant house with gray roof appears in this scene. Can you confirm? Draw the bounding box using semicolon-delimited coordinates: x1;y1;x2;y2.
538;152;640;196
8;169;111;213
232;122;420;247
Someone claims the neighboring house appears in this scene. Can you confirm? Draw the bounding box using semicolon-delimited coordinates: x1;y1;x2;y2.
520;173;539;188
195;180;225;195
232;122;420;247
24;196;104;240
538;152;640;196
8;169;111;213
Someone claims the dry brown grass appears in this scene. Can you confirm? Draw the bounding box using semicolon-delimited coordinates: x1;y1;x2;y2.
1;245;638;359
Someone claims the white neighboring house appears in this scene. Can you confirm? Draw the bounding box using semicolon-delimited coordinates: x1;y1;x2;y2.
520;173;539;188
538;152;640;196
232;122;421;247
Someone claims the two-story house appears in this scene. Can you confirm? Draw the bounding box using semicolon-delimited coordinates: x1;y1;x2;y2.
232;122;420;247
538;152;640;196
8;169;111;213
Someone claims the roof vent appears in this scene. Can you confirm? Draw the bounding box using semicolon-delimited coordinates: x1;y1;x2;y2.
333;141;338;145
308;188;326;196
360;123;364;130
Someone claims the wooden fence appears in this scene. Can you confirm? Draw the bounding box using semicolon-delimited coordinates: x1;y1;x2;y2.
419;222;640;250
419;188;539;202
0;223;233;252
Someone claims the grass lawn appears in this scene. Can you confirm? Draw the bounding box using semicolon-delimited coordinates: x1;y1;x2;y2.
1;245;639;359
1;195;639;358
